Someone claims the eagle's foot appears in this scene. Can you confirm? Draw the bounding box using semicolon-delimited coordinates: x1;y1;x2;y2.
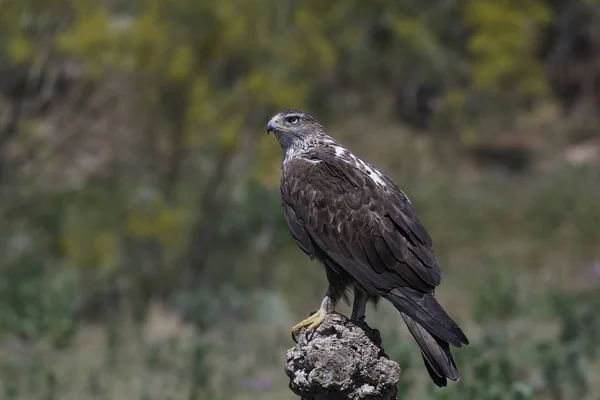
291;309;327;342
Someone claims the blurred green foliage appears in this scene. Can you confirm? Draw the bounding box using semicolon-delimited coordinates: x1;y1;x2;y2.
0;0;567;137
1;0;600;399
464;0;551;95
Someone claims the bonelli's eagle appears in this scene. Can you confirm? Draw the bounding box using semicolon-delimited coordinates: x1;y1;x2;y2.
267;109;469;387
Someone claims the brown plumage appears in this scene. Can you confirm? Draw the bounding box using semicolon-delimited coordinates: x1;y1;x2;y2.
267;109;469;387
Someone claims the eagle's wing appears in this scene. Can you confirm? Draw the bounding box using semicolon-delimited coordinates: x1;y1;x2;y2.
281;153;469;377
280;155;441;295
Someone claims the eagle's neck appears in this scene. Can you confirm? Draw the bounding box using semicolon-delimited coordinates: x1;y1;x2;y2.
281;135;334;166
284;136;390;189
282;141;307;165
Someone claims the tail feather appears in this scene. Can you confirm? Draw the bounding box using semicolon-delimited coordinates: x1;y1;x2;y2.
422;353;451;387
385;287;469;347
402;312;459;387
384;287;468;387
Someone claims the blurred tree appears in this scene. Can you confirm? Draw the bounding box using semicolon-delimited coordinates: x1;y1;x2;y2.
0;0;599;331
1;2;600;399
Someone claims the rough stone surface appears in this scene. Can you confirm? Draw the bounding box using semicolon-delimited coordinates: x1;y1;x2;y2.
285;313;400;400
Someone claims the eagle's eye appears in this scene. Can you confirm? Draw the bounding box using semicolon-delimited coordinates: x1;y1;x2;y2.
286;116;300;125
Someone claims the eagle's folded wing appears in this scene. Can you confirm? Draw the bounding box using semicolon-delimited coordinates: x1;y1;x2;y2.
280;156;441;295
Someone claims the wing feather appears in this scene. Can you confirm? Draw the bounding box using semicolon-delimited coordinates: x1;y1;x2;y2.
371;235;398;269
360;236;386;273
280;154;441;295
282;202;315;259
382;228;409;261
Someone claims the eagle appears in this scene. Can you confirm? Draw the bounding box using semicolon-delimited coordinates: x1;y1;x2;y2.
267;109;469;387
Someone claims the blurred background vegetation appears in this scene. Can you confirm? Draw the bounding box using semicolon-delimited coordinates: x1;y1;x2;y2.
1;0;600;398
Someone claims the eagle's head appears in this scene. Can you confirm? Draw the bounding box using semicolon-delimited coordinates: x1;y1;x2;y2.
266;109;326;151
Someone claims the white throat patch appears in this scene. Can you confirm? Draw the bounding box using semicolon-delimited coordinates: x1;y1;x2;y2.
283;142;322;166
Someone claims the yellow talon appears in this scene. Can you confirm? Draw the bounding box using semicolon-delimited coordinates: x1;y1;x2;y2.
291;309;327;341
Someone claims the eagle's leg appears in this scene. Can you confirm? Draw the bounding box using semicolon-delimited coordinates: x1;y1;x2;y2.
291;286;338;341
351;287;369;321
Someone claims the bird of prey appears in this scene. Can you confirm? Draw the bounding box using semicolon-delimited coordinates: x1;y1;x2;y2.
267;109;469;387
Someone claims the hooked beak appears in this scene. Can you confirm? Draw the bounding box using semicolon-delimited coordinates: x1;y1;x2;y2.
266;115;280;135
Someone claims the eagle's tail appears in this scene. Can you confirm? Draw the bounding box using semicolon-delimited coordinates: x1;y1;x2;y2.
384;288;469;387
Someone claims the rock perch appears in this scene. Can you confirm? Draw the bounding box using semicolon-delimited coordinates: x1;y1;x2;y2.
285;313;401;400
